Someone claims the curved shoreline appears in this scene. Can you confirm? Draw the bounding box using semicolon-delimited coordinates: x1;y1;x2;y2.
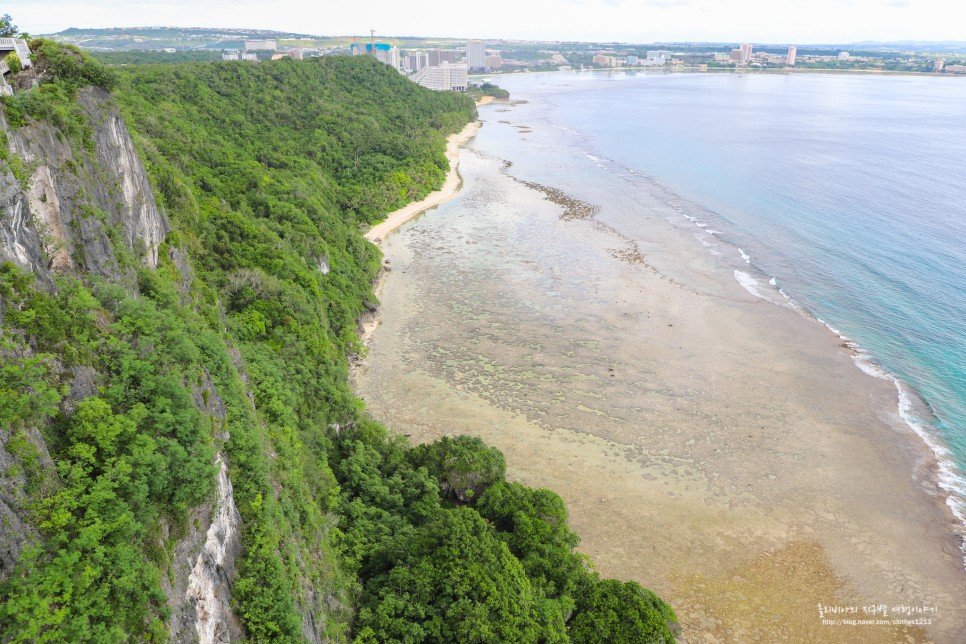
357;116;483;348
364;120;482;244
353;106;966;641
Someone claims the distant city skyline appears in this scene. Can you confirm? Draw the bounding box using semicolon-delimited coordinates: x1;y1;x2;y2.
6;0;966;45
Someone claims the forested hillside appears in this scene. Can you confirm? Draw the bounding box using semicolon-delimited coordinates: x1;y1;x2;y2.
0;42;677;642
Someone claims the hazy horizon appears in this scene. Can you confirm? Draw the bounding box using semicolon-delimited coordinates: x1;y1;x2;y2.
7;0;966;46
33;26;966;49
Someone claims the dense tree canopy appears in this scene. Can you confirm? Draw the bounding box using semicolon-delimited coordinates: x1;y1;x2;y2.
0;44;676;641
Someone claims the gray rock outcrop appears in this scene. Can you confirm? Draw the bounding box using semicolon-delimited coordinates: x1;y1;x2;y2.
184;455;244;643
2;86;245;638
0;87;168;281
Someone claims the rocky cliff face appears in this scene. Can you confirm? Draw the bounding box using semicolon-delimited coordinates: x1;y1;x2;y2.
184;456;245;643
0;86;167;281
0;422;50;579
1;87;244;641
162;371;245;644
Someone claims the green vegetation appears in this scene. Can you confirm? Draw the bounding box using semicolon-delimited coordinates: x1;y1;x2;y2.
0;266;216;641
468;82;510;101
89;50;225;66
1;41;676;641
4;52;22;75
49;26;317;52
332;430;677;642
0;40;117;148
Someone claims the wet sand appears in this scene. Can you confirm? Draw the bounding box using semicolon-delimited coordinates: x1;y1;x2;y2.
352;127;966;642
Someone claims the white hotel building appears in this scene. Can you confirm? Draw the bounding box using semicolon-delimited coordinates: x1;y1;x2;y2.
410;62;468;91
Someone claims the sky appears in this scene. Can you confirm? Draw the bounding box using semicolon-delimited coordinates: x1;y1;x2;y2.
6;0;965;44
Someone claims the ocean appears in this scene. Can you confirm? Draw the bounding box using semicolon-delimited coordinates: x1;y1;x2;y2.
482;70;966;535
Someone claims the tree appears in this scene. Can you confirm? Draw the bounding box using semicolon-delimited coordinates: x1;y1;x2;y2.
569;578;678;644
357;507;547;642
476;481;583;597
5;52;21;74
0;13;18;37
410;435;506;504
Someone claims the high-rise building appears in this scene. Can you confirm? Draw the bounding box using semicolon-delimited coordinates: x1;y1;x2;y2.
592;55;622;68
935;59;945;72
350;43;401;70
485;55;502;70
408;53;429;71
410;62;468;91
426;49;458;65
730;49;743;63
377;46;401;70
786;46;797;66
467;40;487;70
739;43;752;63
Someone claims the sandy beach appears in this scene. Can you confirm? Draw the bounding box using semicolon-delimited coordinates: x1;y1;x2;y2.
364;120;481;244
359;113;484;345
353;109;966;642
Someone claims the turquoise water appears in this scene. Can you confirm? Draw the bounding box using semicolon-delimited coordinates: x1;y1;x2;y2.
486;70;966;529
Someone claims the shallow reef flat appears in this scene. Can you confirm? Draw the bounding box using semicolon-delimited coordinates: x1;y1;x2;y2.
355;124;966;642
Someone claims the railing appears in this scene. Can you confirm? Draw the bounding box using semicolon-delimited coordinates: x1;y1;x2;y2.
15;40;30;66
0;38;31;68
0;58;8;75
0;83;12;97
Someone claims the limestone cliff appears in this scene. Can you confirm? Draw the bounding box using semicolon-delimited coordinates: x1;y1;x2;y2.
0;86;167;281
1;86;244;642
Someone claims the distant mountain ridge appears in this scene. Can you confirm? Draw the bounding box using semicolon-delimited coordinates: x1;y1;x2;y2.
848;40;966;52
45;26;966;55
57;26;319;38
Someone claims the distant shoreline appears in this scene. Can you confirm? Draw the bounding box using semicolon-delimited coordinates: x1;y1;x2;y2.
474;66;961;79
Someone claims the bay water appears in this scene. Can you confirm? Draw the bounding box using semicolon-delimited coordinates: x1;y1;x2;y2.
483;70;966;534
